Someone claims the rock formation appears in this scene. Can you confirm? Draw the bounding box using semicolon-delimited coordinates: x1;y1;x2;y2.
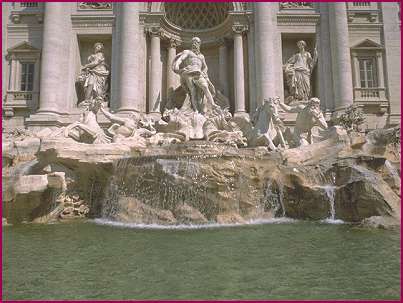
2;125;400;228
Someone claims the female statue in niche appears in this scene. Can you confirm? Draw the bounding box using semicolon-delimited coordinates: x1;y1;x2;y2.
284;40;317;102
77;42;110;104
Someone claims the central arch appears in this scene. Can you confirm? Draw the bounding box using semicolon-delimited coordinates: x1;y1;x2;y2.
164;3;230;31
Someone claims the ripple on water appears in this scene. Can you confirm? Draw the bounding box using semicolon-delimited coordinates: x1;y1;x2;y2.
92;217;297;230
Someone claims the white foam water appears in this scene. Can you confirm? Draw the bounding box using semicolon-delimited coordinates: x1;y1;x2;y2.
92;217;297;230
321;218;345;224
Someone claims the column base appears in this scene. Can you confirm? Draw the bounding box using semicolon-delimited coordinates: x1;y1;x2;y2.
26;112;73;131
117;107;143;115
233;111;250;120
146;112;162;121
387;113;401;127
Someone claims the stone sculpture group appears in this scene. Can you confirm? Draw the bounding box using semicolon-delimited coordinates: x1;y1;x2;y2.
70;38;329;150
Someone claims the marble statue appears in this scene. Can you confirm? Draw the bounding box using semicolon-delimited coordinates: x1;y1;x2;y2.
172;37;218;114
203;107;247;147
64;98;111;144
279;97;328;147
100;107;156;143
251;97;287;150
284;40;317;102
77;42;110;104
157;108;206;142
235;97;287;150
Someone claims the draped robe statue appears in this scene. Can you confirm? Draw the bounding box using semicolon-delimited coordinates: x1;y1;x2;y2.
284;40;317;102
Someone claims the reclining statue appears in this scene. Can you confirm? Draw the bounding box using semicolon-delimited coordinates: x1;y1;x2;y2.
64;98;111;144
100;106;156;142
278;97;328;147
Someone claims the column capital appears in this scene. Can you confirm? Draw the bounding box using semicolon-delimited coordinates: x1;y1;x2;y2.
232;24;248;35
168;37;181;48
144;26;163;37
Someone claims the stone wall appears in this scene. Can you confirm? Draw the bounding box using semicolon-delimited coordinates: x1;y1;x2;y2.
1;2;400;130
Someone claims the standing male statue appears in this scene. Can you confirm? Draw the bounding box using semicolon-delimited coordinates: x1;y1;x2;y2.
284;40;317;102
172;37;218;114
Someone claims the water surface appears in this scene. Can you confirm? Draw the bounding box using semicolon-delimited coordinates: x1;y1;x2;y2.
3;220;400;300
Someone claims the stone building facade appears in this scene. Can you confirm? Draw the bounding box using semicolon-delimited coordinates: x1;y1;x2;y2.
2;2;401;131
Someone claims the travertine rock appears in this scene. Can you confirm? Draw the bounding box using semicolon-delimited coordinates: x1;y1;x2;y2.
173;203;208;224
2;127;400;226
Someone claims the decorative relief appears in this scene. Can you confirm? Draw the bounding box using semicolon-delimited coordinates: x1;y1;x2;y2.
145;26;163;37
232;24;248;35
168;38;181;48
79;2;112;10
280;2;314;9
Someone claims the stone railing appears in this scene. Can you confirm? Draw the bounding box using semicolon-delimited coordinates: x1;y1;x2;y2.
347;2;378;10
12;2;42;10
353;87;386;102
10;2;43;23
20;3;38;8
10;91;33;100
5;91;39;108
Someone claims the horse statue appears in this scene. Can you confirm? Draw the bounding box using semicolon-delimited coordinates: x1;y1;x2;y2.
234;97;287;151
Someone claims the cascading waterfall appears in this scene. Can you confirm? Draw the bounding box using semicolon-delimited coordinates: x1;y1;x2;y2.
101;155;218;223
385;160;400;181
263;180;286;217
323;185;336;220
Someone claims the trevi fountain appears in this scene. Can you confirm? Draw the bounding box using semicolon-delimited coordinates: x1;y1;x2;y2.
2;2;400;300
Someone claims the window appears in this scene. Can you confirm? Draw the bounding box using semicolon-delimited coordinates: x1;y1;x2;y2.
358;58;377;88
353;2;370;7
20;63;35;91
20;2;38;8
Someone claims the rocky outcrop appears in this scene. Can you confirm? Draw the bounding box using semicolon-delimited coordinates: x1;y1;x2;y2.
2;127;400;227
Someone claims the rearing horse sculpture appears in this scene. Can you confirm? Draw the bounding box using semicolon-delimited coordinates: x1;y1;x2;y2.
234;97;287;151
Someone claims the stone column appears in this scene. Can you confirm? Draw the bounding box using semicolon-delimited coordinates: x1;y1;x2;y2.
2;3;8;102
328;3;354;110
254;3;278;104
218;39;229;96
233;25;247;116
352;54;360;88
148;27;162;116
376;52;385;90
247;20;257;113
318;3;335;111
38;3;71;114
112;3;145;113
166;38;179;96
10;58;17;91
381;2;401;125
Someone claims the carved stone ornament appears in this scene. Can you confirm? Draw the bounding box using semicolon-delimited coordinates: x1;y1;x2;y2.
79;2;112;10
280;2;313;9
145;26;163;37
232;24;248;35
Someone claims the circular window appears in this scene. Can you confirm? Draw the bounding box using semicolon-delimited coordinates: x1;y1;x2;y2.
165;3;230;30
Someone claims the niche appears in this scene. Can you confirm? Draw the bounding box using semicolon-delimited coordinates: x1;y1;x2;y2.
281;34;318;103
76;35;112;106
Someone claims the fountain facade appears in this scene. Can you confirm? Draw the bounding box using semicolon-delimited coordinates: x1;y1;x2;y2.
1;2;401;228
